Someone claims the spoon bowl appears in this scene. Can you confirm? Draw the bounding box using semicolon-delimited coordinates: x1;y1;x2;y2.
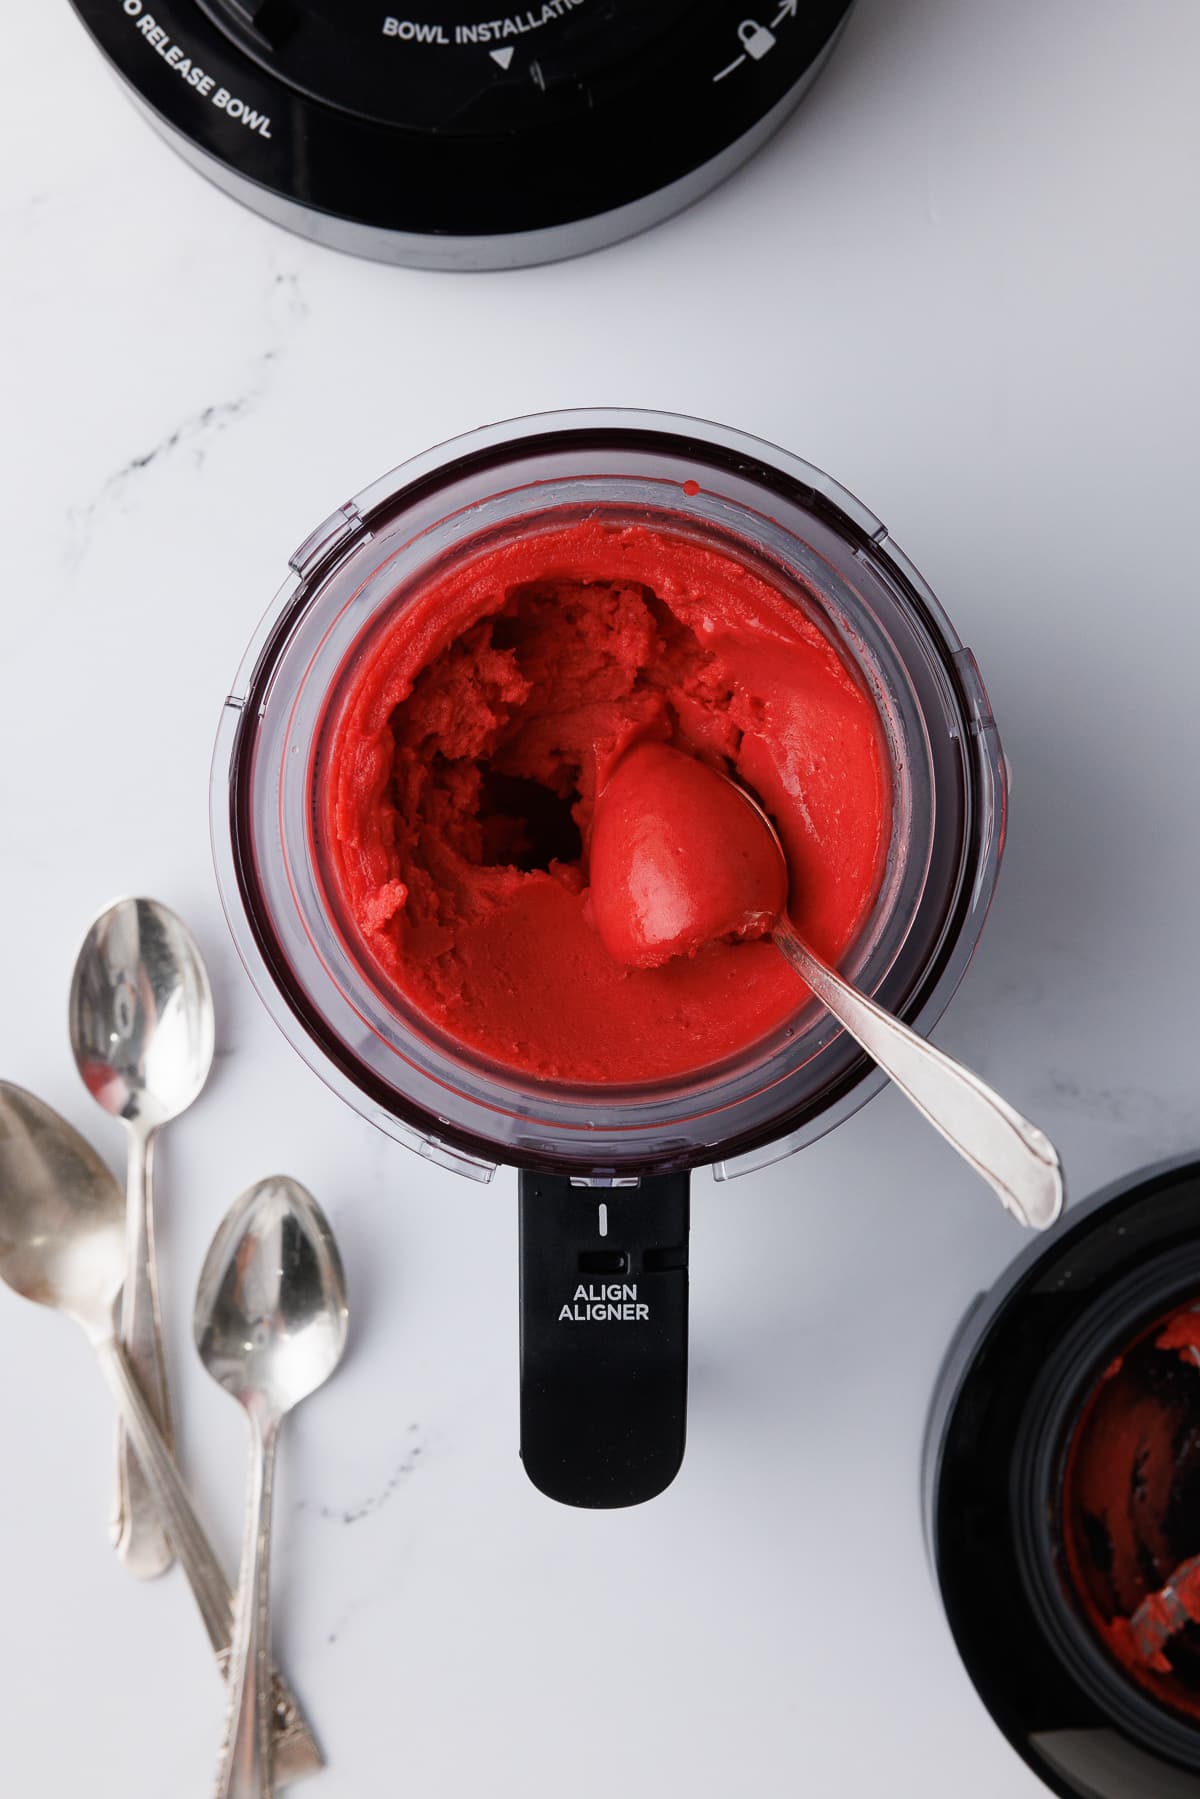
195;1176;349;1419
0;1081;124;1337
69;896;215;1128
589;741;787;967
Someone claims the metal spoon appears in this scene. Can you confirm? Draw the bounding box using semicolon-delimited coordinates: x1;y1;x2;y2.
736;785;1065;1231
591;743;1063;1232
771;916;1063;1226
0;1083;322;1785
196;1176;348;1799
69;896;216;1578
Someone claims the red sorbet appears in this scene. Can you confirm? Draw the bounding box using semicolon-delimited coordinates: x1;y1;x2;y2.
321;518;890;1084
589;742;788;968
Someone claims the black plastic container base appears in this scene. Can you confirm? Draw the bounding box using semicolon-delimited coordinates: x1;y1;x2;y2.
519;1171;689;1507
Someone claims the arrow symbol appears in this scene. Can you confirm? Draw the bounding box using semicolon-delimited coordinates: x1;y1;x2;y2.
490;45;514;69
772;0;797;21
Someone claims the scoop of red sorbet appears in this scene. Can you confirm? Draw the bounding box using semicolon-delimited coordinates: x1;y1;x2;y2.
589;742;788;968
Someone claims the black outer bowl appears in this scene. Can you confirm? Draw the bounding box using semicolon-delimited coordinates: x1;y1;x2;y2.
926;1157;1200;1799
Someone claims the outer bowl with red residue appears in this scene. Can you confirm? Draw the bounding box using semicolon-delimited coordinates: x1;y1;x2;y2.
927;1155;1200;1798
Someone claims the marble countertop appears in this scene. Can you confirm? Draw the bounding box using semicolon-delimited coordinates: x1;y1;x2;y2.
3;2;1200;1793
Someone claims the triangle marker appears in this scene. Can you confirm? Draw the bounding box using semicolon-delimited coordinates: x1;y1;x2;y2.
490;46;515;69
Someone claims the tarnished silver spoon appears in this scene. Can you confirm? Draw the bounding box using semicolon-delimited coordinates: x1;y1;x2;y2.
196;1177;348;1799
69;896;215;1578
0;1083;322;1785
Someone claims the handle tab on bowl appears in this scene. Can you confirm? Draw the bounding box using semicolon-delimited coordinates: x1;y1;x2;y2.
518;1170;690;1508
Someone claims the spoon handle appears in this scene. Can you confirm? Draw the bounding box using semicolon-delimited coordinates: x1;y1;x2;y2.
94;1338;322;1787
773;922;1064;1230
114;1125;175;1579
217;1416;281;1799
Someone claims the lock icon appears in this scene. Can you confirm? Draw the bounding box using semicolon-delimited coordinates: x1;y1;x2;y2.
738;17;776;59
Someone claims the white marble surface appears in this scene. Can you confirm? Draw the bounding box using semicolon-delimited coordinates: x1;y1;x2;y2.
3;2;1200;1793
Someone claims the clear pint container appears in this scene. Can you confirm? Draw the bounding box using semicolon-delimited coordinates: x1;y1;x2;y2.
211;409;1007;1183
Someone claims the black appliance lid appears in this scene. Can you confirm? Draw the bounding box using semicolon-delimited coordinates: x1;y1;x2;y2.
69;0;856;239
